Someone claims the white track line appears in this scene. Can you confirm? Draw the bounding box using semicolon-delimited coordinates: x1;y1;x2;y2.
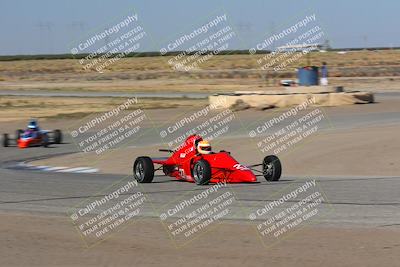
17;162;99;174
56;167;99;173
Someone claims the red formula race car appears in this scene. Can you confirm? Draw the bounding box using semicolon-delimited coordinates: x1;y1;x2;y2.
2;120;63;148
132;135;282;185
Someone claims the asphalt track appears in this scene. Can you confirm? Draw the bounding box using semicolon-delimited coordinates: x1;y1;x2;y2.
0;92;399;228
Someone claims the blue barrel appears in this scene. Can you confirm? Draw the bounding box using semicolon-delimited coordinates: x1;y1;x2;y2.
297;66;319;86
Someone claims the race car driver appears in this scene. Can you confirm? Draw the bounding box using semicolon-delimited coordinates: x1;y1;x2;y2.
25;119;40;138
197;140;212;154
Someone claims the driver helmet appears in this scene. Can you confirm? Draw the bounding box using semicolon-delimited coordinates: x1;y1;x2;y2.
197;140;212;154
28;119;38;129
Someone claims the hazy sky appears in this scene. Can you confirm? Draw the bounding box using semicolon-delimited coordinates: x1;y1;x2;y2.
0;0;399;55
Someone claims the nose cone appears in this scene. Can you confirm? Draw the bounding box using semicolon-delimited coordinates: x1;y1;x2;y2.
204;152;258;183
229;170;257;183
18;139;28;148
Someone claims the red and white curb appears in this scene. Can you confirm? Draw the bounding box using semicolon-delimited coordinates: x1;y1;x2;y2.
16;162;98;173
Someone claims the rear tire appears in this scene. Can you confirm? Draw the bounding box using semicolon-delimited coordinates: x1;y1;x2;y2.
133;157;154;183
263;155;282;181
2;134;9;147
54;129;62;144
42;133;49;147
16;129;23;140
192;160;212;185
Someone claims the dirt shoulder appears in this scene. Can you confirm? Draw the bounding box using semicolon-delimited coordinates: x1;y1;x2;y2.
0;212;399;267
0;96;207;122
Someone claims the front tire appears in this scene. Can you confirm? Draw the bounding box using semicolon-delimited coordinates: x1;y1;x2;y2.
263;155;282;181
133;157;154;183
192;160;212;185
2;134;9;147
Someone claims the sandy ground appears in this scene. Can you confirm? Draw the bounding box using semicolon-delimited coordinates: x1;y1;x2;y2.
0;212;399;267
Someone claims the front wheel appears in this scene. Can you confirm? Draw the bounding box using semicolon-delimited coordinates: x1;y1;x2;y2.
263;155;282;181
133;157;154;183
2;134;9;147
192;160;212;185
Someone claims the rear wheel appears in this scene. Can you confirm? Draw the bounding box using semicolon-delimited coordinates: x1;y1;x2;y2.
54;129;62;144
42;134;49;147
192;160;212;185
2;134;9;147
133;157;154;183
263;155;282;181
16;129;23;140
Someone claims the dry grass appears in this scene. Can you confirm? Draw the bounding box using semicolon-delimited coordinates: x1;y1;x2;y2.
0;50;399;93
1;50;399;73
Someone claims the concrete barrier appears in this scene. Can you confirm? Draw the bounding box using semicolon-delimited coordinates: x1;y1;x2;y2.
209;90;374;110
